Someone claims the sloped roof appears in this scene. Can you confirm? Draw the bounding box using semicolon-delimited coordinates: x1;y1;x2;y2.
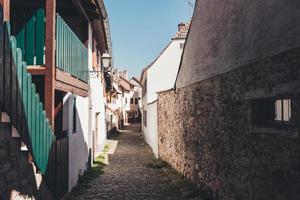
130;77;141;86
140;41;172;83
140;22;190;83
118;76;133;91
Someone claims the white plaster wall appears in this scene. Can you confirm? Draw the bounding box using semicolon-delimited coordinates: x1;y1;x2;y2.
147;39;184;104
123;91;131;111
129;86;140;112
141;73;158;157
64;94;89;192
89;77;107;155
88;24;107;156
142;39;184;157
145;102;158;157
141;72;147;137
66;24;107;192
142;95;148;142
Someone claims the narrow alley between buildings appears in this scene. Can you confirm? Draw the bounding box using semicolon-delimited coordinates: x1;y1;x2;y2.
0;0;299;199
65;123;204;200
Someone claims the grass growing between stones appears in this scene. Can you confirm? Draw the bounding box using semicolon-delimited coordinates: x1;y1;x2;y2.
144;146;212;200
160;161;214;200
63;145;110;199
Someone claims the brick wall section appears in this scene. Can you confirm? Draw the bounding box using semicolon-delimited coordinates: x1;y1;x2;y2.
0;123;53;200
157;48;300;200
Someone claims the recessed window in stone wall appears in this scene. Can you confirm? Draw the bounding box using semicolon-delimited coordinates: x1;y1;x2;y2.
251;98;299;138
252;98;295;128
275;99;292;123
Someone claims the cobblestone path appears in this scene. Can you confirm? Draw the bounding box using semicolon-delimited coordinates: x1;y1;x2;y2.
65;124;202;200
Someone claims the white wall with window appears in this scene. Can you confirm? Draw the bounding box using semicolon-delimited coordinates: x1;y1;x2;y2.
64;24;108;191
141;29;188;157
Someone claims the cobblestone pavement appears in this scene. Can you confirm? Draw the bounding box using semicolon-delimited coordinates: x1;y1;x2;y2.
65;124;202;200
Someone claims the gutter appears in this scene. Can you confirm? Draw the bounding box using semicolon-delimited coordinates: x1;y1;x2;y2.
95;0;108;19
75;0;109;54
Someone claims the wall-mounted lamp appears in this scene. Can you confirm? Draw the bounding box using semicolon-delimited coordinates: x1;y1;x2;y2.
102;51;112;69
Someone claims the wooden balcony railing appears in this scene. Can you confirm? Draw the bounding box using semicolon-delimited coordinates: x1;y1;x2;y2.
14;9;88;82
1;19;69;198
56;14;88;82
15;8;45;65
1;22;55;174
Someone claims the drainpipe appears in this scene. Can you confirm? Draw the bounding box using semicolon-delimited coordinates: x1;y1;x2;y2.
87;24;94;168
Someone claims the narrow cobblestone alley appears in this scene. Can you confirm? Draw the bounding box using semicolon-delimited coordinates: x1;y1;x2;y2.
64;124;202;200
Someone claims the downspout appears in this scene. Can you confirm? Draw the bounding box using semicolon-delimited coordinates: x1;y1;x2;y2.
87;23;94;168
95;0;107;19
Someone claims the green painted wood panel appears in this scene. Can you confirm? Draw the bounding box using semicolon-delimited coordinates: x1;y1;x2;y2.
25;14;35;64
56;14;88;82
22;62;28;116
36;9;45;65
16;28;25;60
38;102;43;169
34;100;39;158
8;36;54;174
15;10;45;65
31;84;36;156
27;74;32;138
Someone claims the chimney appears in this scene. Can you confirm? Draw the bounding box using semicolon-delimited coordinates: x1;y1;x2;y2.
178;22;185;32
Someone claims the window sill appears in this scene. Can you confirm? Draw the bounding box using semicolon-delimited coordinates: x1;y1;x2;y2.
250;126;298;139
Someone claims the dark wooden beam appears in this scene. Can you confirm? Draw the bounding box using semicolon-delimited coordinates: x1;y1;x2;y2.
45;0;56;127
27;66;89;96
56;69;89;92
55;81;88;97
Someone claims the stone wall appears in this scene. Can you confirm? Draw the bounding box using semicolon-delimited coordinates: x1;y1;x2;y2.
157;48;300;200
0;123;53;200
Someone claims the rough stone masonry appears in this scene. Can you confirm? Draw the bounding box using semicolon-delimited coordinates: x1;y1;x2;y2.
0;123;53;200
157;0;300;199
158;48;300;200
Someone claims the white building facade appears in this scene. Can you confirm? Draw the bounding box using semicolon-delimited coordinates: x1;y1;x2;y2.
141;23;189;157
64;24;110;191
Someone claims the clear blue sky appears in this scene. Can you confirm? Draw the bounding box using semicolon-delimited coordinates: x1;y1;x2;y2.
104;0;195;78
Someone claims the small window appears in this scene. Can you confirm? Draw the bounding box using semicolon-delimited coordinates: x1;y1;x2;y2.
135;98;138;104
275;99;291;122
125;98;127;104
73;97;77;133
130;98;133;104
252;98;295;128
